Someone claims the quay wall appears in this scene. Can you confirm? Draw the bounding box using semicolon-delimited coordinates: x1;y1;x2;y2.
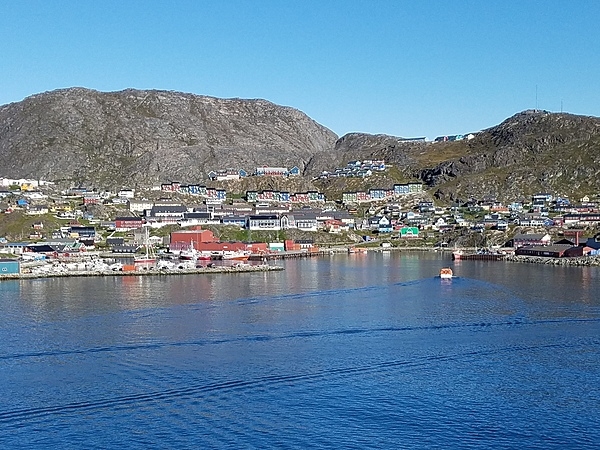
0;264;284;281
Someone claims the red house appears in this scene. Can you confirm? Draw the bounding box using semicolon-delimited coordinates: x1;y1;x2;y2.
115;216;143;231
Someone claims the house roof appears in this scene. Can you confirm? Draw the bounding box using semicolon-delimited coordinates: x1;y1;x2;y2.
151;205;187;213
115;216;142;221
292;212;317;220
222;215;247;221
518;244;572;253
184;212;211;219
249;214;279;220
513;233;549;240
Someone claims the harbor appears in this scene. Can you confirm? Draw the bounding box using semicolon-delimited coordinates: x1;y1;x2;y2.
0;258;283;281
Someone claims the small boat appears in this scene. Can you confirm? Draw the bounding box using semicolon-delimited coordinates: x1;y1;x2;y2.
221;250;251;261
439;267;453;279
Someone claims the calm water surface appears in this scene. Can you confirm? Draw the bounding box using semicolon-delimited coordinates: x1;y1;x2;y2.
0;252;599;449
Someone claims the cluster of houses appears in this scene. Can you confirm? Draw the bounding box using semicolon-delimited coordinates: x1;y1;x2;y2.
472;193;600;230
342;183;424;204
112;201;357;234
159;184;328;206
207;166;302;181
433;133;476;142
315;160;387;180
5;173;600;262
246;190;326;203
511;231;600;257
160;182;227;203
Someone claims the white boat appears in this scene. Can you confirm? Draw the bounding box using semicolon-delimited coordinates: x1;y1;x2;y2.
439;267;453;279
209;250;252;261
221;250;251;261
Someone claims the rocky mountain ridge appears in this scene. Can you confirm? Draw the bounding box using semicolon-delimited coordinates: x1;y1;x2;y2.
0;88;337;187
2;88;600;202
317;110;600;202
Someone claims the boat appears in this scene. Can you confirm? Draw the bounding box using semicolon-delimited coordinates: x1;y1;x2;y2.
221;250;251;261
196;252;213;261
179;241;197;260
439;267;453;279
134;227;157;269
178;241;213;261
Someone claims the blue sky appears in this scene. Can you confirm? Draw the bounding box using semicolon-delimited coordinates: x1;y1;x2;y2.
1;1;599;139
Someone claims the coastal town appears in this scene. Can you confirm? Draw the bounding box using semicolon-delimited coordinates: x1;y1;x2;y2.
2;159;600;278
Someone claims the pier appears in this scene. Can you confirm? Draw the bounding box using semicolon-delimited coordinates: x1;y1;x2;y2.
0;263;284;281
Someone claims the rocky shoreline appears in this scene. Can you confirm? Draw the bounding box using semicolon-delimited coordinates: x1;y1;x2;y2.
505;254;600;266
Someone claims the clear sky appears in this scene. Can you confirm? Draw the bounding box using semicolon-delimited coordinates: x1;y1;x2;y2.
1;1;599;140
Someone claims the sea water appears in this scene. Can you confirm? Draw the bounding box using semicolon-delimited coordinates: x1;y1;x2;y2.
0;252;599;449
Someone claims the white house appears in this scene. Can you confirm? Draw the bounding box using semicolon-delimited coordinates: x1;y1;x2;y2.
129;199;154;214
118;189;135;198
248;214;281;231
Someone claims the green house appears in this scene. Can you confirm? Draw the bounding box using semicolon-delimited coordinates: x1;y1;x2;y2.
400;227;419;238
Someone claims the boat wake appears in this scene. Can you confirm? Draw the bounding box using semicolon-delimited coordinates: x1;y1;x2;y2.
0;337;597;425
1;317;599;362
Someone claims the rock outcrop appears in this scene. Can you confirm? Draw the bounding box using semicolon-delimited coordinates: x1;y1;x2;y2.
0;88;338;187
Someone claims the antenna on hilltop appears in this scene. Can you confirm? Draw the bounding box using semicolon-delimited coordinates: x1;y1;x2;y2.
535;85;538;111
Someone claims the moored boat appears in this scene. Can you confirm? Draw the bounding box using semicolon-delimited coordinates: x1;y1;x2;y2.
221;250;251;261
134;226;157;269
178;240;213;261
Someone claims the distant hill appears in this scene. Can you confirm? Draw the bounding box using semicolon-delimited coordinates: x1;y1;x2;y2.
2;88;600;202
319;110;600;202
0;88;338;188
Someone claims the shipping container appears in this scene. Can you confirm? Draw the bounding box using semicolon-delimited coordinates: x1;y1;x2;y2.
0;259;20;275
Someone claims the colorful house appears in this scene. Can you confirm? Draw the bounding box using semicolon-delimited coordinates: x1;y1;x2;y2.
400;227;420;238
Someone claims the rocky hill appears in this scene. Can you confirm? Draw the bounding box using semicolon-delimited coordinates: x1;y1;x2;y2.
418;110;600;202
0;88;337;188
2;88;600;202
322;110;600;202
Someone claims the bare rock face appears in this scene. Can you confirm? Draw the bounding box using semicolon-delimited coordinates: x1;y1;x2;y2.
417;110;600;201
319;110;600;202
3;89;600;203
0;88;338;187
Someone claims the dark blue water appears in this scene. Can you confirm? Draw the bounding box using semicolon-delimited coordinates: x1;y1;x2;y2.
1;252;599;449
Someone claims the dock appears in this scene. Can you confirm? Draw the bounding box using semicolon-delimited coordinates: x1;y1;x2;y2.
0;263;284;281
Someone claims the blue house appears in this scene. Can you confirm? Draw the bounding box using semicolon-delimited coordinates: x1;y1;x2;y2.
289;166;301;176
394;184;409;195
216;189;227;201
222;215;248;227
